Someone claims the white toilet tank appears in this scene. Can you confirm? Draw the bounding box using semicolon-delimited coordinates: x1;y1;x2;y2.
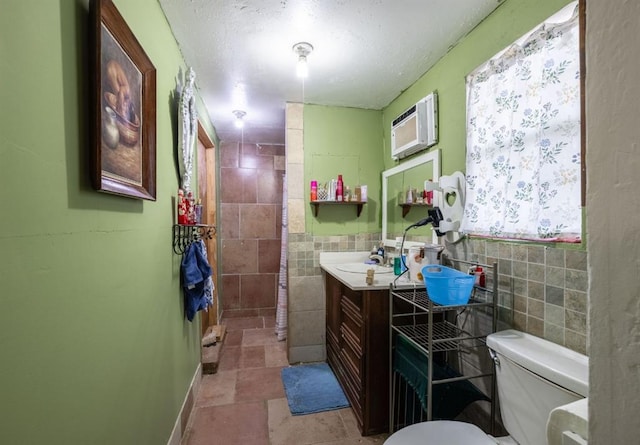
487;330;588;445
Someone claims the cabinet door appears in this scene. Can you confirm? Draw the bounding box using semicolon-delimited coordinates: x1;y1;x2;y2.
362;289;390;434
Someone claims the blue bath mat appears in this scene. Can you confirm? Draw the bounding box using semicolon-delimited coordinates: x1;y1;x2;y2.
281;362;350;415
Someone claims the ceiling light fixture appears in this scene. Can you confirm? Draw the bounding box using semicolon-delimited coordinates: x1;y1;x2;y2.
292;42;313;79
232;110;246;129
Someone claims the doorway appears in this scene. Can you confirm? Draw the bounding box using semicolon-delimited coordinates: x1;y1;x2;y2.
196;121;219;336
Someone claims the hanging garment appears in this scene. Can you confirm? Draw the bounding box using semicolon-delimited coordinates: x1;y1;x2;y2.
181;240;212;321
197;239;215;308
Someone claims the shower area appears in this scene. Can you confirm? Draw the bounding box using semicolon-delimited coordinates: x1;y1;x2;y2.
219;140;287;338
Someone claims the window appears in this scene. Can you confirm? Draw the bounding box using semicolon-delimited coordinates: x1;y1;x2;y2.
461;2;581;242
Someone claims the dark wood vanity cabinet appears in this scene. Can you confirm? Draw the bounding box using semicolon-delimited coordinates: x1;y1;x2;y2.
325;272;390;436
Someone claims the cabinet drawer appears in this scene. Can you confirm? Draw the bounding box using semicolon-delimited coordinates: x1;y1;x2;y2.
341;291;363;322
327;337;339;368
342;286;363;310
341;298;363;347
340;323;363;358
340;337;363;384
334;357;363;425
327;328;339;352
339;348;363;399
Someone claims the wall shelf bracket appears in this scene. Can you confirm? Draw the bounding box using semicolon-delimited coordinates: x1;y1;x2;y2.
310;201;365;218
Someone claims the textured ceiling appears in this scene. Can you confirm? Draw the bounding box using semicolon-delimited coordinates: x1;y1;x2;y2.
159;0;503;144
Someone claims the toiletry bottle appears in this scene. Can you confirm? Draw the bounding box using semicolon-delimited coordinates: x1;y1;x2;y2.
178;189;188;225
393;256;402;275
336;175;344;202
330;179;337;201
186;190;195;225
475;266;486;287
194;199;203;224
310;180;318;201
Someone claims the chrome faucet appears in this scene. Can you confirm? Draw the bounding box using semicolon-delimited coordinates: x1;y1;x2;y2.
369;254;384;265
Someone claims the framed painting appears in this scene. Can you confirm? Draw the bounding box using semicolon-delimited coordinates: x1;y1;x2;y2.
90;0;156;200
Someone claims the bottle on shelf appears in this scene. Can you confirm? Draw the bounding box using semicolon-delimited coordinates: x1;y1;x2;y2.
194;199;203;224
469;265;486;287
177;189;188;225
426;178;433;205
186;190;195;225
336;174;344;202
310;180;318;201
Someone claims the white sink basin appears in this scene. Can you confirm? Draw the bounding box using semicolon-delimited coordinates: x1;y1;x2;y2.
334;263;393;274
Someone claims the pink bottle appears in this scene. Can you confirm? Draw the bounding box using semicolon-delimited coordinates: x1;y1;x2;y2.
310;180;318;201
336;175;344;202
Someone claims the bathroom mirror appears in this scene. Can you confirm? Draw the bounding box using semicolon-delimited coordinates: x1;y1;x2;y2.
382;149;440;248
178;67;197;191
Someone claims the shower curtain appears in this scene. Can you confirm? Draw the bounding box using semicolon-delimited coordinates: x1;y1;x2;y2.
275;174;288;341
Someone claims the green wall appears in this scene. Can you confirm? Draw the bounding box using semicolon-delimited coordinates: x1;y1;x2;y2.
302;0;573;238
382;0;574;175
0;0;212;443
304;104;383;235
381;0;575;242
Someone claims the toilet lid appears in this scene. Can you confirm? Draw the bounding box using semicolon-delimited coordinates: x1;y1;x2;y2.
385;421;496;445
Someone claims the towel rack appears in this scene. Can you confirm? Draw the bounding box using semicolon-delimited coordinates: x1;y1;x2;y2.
173;224;216;255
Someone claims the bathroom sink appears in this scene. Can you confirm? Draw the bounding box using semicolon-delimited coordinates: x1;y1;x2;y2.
334;263;393;274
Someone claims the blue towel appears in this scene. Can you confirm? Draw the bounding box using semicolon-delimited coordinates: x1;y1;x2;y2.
181;240;212;321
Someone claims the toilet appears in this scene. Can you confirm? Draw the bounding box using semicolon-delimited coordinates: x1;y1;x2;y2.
385;329;589;445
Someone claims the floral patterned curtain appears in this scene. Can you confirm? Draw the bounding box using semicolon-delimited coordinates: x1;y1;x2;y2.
462;3;581;242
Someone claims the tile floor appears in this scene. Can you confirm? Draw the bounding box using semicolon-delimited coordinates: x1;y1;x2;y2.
181;315;389;445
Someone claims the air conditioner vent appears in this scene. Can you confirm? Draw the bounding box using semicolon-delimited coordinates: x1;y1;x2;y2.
391;92;438;160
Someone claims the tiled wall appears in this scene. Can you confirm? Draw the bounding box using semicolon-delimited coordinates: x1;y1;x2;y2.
219;141;285;318
283;102;588;360
445;237;589;354
287;233;381;363
285;232;588;361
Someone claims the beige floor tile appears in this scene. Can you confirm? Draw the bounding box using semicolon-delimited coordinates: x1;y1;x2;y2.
337;408;363;438
222;316;265;331
195;371;237;408
243;327;280;346
184;401;269;445
265;341;289;367
267;398;350;445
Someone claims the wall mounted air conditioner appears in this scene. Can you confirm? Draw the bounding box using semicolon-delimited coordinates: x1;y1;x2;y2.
391;92;438;160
